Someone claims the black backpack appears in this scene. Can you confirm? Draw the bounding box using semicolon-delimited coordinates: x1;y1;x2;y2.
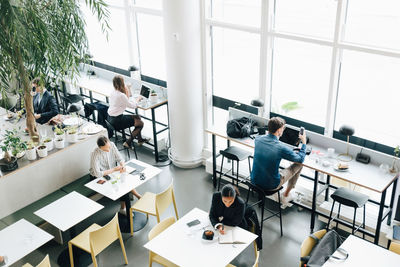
226;117;256;138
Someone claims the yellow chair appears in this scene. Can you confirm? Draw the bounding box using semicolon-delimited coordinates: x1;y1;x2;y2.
226;250;260;267
130;182;179;235
22;254;51;267
148;217;178;267
300;229;327;267
68;213;128;267
389;241;400;255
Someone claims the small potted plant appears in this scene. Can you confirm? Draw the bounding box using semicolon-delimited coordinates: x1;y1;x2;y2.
26;140;37;161
12;141;27;159
67;126;78;143
0;130;20;172
54;125;65;139
37;143;48;158
149;89;158;103
54;135;65;149
390;145;400;173
43;137;54;152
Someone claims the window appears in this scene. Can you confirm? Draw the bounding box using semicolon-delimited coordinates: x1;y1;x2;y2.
344;0;400;50
134;0;162;10
211;27;260;106
136;13;167;81
335;50;400;147
206;0;261;27
270;38;332;126
81;5;131;70
273;0;337;40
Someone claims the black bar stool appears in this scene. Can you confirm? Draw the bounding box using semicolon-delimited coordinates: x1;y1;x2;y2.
217;146;252;191
245;180;284;237
327;187;369;237
105;119;138;160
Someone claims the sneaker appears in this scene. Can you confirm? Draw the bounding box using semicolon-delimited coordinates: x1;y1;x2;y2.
281;191;295;207
137;138;150;146
123;142;131;149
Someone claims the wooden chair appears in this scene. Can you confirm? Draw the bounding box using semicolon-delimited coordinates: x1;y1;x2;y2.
148;217;178;267
22;254;51;267
68;213;128;267
300;229;327;267
129;182;179;236
389;241;400;255
226;250;260;267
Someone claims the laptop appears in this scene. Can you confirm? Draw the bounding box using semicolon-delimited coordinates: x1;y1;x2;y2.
280;127;312;155
140;85;151;99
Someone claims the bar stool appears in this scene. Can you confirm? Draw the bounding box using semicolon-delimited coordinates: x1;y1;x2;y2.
245;180;284;237
105;119;138;160
327;187;369;237
217;146;252;191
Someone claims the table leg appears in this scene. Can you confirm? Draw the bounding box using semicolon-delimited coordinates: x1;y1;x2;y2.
375;189;387;244
212;134;217;188
151;107;159;162
387;178;398;225
325;175;331;201
310;170;319;234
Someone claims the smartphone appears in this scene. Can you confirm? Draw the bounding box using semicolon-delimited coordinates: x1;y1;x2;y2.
104;175;111;181
299;127;305;135
186;219;201;227
97;180;105;184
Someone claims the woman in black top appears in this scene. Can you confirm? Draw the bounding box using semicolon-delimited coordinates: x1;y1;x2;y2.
209;184;247;234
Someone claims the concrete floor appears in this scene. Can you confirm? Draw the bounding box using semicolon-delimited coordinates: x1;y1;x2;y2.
13;145;326;267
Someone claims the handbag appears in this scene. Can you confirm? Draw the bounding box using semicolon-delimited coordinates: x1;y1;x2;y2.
226;117;256;138
301;230;348;267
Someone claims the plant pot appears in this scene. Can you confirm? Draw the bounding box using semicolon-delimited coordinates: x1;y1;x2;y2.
68;132;78;143
37;146;48;158
54;138;65;149
55;133;65;140
149;94;158;103
44;139;54;152
0;157;18;172
26;148;37;160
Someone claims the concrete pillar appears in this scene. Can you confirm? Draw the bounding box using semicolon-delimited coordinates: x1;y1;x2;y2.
163;0;203;168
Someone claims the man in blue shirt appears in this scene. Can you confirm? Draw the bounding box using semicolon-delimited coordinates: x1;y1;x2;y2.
251;117;307;203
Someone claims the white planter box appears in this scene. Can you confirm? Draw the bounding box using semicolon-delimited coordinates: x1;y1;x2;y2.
37;147;48;158
54;139;65;149
68;133;78;143
44;139;54;152
26;148;37;161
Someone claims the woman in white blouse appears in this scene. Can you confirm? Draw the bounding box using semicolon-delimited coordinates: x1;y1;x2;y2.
108;75;148;148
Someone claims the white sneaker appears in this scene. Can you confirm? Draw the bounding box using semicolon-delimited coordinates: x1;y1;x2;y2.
281;191;295;207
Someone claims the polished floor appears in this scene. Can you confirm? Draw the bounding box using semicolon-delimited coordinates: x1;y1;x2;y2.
14;146;326;267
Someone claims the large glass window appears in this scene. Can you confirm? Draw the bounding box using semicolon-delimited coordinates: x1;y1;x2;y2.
335;50;400;147
206;0;261;27
81;5;131;70
134;0;162;10
211;27;260;106
136;13;167;81
344;0;400;50
274;0;337;40
270;38;332;126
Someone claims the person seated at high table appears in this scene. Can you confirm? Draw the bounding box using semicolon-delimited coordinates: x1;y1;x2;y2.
89;136;142;215
108;75;149;149
209;184;247;234
31;77;59;124
251;117;307;205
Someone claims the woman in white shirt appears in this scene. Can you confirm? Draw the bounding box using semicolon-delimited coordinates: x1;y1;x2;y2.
108;75;148;148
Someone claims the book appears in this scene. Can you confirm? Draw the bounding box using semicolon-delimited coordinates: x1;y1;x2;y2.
393;225;400;241
218;227;247;244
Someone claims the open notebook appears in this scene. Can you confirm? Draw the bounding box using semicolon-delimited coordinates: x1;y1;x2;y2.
218;227;247;244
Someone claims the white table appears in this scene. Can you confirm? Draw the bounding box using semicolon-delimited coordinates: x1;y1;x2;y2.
34;191;104;232
0;219;53;267
322;235;400;266
144;208;257;267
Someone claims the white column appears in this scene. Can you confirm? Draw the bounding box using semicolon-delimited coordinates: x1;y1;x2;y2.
163;0;203;168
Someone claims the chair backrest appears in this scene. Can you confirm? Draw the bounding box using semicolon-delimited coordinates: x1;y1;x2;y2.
155;183;175;217
253;250;260;267
36;255;51;267
104;119;116;131
389;242;400;255
148;217;176;241
300;229;327;267
90;213;121;256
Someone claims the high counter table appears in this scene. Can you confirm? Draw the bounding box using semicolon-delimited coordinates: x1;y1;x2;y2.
63;75;169;162
206;125;399;244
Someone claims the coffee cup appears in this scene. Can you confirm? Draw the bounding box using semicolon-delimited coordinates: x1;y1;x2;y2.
327;148;335;158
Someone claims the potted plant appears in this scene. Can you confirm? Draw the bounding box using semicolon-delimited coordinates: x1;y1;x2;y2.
43;137;54;152
54;135;65;149
54;125;65;139
26;140;37;161
12;141;27;159
0;130;20;172
390;145;400;173
149;89;158;103
37;143;48;158
67;126;78;143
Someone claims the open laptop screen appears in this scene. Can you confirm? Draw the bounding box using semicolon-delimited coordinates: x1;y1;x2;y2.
140;85;150;98
280;127;300;147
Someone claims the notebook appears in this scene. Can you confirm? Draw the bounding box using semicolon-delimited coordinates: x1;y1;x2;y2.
218;227;247;244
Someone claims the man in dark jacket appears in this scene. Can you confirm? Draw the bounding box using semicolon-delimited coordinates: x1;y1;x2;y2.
32;78;59;124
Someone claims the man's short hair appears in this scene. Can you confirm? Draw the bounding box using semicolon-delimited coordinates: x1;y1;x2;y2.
32;77;41;86
268;117;286;134
97;136;109;147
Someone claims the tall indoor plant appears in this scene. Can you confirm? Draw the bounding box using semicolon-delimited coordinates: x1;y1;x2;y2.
0;0;109;138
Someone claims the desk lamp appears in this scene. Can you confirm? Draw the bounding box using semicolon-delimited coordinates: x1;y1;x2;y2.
251;99;265;117
338;125;354;162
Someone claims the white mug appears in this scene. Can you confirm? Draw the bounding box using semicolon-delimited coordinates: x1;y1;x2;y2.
327;148;335;158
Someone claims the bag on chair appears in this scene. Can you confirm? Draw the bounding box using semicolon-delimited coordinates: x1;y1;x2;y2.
301;230;348;267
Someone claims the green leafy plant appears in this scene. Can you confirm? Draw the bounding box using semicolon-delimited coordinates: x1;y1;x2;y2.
0;129;27;161
394;145;399;158
26;139;37;150
281;101;301;113
0;0;109;138
66;125;77;135
54;125;65;136
43;137;52;143
151;89;157;96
